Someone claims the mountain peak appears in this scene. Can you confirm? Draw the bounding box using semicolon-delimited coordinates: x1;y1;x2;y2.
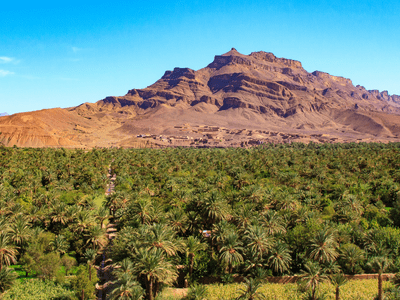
0;112;8;117
3;49;400;148
222;47;242;56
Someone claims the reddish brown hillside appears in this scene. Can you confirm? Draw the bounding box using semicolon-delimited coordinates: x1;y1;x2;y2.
2;49;400;147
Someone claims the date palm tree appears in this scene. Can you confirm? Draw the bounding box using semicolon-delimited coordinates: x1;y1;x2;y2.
308;228;338;264
233;204;256;230
109;273;144;300
143;223;184;257
128;196;155;225
268;242;292;275
338;243;364;274
0;267;18;293
367;255;392;300
50;234;69;256
260;210;287;235
8;215;31;247
132;248;177;300
73;210;94;235
329;272;348;300
244;225;274;260
84;248;97;282
185;283;208;300
219;232;244;274
113;258;134;278
299;261;328;300
95;206;109;229
85;224;105;251
235;277;266;300
167;208;188;235
185;236;207;279
0;233;18;271
199;191;230;226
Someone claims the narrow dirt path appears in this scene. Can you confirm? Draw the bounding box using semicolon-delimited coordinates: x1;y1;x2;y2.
96;163;117;300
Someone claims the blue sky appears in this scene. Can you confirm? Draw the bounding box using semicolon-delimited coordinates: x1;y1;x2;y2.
1;0;399;115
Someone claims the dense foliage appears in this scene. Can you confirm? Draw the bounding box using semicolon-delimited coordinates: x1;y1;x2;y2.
0;147;112;298
108;143;400;299
2;143;400;299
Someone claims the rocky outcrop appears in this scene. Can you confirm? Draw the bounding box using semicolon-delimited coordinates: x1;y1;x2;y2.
3;48;400;148
85;48;400;121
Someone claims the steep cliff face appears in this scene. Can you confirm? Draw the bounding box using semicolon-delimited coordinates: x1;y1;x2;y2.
3;49;400;148
73;48;400;129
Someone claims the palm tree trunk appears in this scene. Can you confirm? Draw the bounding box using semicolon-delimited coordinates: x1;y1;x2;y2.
189;253;194;278
336;286;340;300
312;285;316;300
378;271;383;300
148;279;153;300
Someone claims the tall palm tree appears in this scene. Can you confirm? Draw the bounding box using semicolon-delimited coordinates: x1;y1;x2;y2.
330;272;348;300
167;208;188;235
338;243;364;274
268;242;292;275
132;248;177;300
50;202;69;226
84;248;97;282
73;210;94;235
106;192;127;218
219;232;244;274
143;223;184;257
243;225;274;260
212;220;236;247
308;228;338;264
8;215;31;247
233;204;256;230
199;191;230;226
0;233;18;271
128;196;155;225
367;256;392;300
50;234;69;256
85;224;105;251
109;273;144;300
260;210;287;235
0;267;18;293
299;261;328;300
185;236;207;279
95;206;109;229
113;258;134;278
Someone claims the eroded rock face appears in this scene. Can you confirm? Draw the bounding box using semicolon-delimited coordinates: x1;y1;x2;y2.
3;49;400;148
85;48;400;120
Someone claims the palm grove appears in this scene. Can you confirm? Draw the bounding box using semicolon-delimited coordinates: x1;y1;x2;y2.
2;143;400;299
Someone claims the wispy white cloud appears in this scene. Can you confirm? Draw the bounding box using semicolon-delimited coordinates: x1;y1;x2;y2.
0;70;14;77
0;56;20;64
0;56;14;63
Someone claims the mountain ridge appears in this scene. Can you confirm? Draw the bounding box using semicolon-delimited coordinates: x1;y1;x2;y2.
2;49;400;148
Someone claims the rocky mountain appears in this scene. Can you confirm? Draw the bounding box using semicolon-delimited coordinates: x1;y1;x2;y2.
2;49;400;148
0;113;8;117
